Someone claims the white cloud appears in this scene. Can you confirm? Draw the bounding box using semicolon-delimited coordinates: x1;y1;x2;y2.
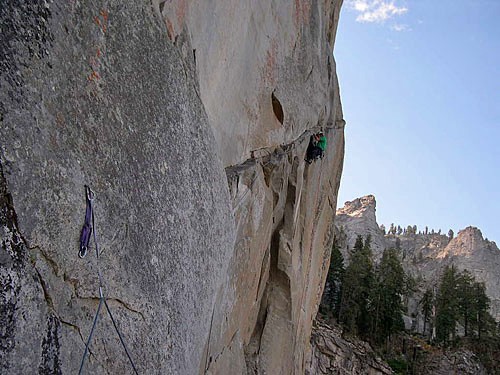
391;23;411;32
347;0;408;23
352;0;370;12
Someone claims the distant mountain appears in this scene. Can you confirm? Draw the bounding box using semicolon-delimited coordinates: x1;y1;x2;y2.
335;195;500;321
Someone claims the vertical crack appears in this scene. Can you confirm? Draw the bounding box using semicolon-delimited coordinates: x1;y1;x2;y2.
203;304;216;373
0;159;27;372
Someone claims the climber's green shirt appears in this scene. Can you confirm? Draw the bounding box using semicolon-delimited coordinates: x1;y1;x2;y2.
317;135;327;151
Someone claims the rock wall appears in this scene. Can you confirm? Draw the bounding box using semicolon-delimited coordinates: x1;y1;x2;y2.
189;0;346;371
160;0;343;167
336;195;387;260
432;227;500;320
1;0;345;374
206;122;344;374
1;1;233;373
416;348;486;375
306;321;392;374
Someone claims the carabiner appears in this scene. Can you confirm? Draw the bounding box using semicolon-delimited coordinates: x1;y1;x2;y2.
85;185;95;201
79;246;88;258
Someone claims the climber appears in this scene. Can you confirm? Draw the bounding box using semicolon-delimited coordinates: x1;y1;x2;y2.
305;131;326;164
305;134;318;164
316;131;327;156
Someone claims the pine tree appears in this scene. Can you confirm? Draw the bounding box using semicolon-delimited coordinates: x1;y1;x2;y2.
371;247;406;344
473;281;491;339
457;270;475;337
355;234;364;248
339;235;374;338
448;229;454;239
436;265;460;344
435;266;497;345
364;234;372;252
402;272;417;310
420;288;434;338
321;238;345;320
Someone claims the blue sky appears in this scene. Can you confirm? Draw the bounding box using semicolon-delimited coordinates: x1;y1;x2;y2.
335;0;500;243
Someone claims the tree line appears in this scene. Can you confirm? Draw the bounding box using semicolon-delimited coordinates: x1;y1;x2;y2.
320;235;409;345
421;265;497;345
320;235;498;348
381;224;455;238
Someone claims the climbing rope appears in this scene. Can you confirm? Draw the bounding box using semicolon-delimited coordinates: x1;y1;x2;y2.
78;185;139;375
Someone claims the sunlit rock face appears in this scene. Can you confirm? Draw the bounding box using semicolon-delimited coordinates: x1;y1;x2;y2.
335;196;500;322
435;227;500;319
159;0;344;167
207;121;345;374
335;195;388;260
1;0;345;373
171;0;346;372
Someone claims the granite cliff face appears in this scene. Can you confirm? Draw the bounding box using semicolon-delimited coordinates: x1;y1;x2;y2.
335;195;387;259
335;195;500;322
1;0;344;373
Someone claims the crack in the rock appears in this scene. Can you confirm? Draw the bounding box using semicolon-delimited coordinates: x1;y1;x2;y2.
75;295;145;321
1;170;144;349
305;65;314;82
203;304;216;373
255;248;269;303
0;164;54;272
111;297;146;321
59;319;85;345
30;245;60;276
34;266;56;312
208;329;240;370
1;161;67;320
327;196;336;213
84;347;110;375
34;267;88;345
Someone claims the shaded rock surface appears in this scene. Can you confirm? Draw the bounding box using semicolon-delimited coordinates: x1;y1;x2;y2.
335;195;500;322
1;1;234;374
416;348;486;375
306;320;392;374
1;0;345;374
308;322;488;375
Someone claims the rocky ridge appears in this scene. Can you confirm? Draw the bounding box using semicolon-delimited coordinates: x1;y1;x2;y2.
335;195;500;322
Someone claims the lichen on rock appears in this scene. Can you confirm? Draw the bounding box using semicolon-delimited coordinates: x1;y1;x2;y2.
1;0;345;373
